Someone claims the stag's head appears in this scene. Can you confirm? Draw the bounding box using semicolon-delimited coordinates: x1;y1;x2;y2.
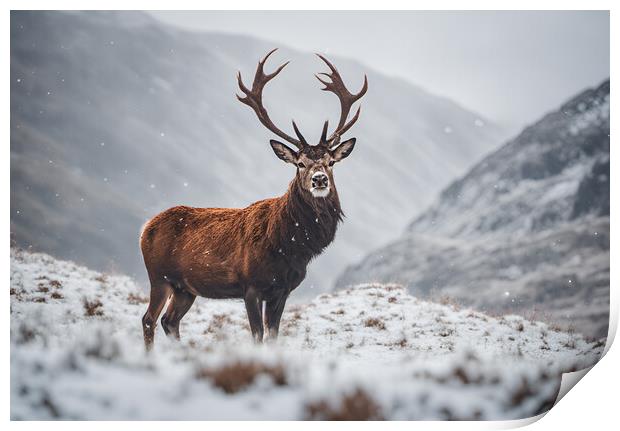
237;49;367;198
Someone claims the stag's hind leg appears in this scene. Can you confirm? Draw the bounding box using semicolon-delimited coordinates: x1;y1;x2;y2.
142;280;173;351
161;287;196;340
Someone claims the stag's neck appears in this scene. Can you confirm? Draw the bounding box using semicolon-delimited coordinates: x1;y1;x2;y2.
273;177;343;264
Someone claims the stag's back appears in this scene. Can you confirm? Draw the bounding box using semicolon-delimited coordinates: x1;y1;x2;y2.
139;200;283;286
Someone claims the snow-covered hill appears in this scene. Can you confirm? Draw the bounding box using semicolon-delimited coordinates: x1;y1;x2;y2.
10;11;505;295
11;249;603;420
336;80;610;339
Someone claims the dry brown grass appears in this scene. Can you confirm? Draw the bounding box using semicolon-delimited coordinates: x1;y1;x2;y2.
562;338;576;349
206;313;233;334
438;327;454;337
305;388;384;420
390;337;408;348
196;361;287;394
83;298;104;316
127;292;149;305
364;317;386;330
437;294;461;311
50;292;64;300
10;287;25;301
548;323;564;332
93;274;108;284
49;280;62;289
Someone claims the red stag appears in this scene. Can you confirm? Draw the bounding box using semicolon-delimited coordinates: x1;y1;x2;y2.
140;49;367;349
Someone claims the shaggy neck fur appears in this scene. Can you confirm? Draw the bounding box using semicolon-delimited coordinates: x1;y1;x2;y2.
271;176;343;267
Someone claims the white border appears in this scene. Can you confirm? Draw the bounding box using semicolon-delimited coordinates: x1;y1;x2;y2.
3;1;616;429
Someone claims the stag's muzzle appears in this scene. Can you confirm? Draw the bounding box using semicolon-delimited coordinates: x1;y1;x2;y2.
311;172;330;197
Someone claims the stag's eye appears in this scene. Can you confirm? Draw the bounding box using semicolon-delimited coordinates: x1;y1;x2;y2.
328;161;335;167
297;162;306;168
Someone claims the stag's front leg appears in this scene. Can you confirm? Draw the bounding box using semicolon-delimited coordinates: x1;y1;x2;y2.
243;286;264;343
265;292;289;341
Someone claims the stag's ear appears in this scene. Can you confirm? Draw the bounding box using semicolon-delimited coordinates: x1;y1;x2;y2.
270;140;297;164
331;138;356;162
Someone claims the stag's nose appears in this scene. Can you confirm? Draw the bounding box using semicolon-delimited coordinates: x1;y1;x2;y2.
311;172;329;189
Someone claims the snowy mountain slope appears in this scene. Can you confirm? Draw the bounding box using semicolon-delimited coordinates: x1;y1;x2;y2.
11;249;603;420
336;80;610;338
10;11;505;295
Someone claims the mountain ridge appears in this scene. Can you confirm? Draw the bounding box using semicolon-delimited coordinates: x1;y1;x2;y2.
336;79;610;338
10;11;505;294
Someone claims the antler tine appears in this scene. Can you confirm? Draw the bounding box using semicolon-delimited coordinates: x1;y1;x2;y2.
292;120;308;146
237;49;304;149
254;48;290;86
329;106;361;148
315;54;368;146
319;120;329;146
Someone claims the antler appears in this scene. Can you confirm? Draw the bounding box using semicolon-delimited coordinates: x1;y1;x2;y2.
315;54;368;148
237;49;306;149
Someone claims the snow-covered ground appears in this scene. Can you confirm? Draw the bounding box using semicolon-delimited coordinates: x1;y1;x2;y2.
10;249;603;420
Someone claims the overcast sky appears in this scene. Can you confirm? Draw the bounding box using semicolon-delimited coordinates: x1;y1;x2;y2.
149;10;609;131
